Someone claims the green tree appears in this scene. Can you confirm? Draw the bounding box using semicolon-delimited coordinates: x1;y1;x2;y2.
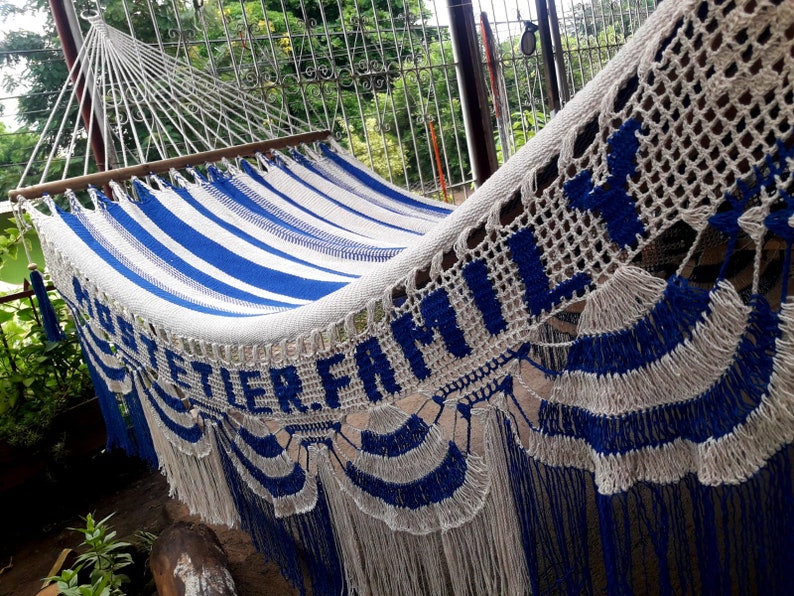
568;0;657;39
384;39;468;190
0;123;41;196
0;25;67;131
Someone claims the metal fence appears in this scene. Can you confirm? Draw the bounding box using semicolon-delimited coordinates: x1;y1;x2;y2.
472;0;659;165
17;0;658;201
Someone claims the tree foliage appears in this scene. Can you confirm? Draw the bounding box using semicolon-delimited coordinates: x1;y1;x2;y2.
0;122;40;193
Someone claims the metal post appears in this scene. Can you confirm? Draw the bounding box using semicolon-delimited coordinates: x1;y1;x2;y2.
48;0;114;172
447;0;498;187
535;0;561;114
546;0;571;105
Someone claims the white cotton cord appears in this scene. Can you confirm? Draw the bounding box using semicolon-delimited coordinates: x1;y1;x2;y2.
578;265;668;336
521;296;794;495
316;448;448;596
138;389;239;526
737;189;775;295
11;202;36;267
96;18;308;139
168;168;191;188
440;408;529;596
221;419;318;517
551;281;751;415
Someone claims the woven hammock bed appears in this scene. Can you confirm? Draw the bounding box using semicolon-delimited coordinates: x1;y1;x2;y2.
10;0;794;593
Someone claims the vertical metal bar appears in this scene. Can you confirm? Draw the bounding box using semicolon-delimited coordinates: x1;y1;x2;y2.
534;0;560;114
546;0;570;105
446;0;498;187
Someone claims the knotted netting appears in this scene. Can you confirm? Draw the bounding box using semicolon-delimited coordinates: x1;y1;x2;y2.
14;0;794;593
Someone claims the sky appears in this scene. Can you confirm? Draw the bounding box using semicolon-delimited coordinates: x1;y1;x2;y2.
1;0;49;130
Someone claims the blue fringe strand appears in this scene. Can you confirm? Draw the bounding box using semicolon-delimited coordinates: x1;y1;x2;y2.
29;269;66;342
82;353;134;454
217;432;345;596
501;415;794;594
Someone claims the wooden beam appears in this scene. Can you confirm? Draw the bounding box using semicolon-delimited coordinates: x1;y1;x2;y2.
9;130;331;202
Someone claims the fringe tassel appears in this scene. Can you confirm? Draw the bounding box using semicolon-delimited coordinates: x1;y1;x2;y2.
313;412;528;596
290;479;347;596
217;441;305;593
508;412;794;594
82;354;133;453
318;449;448;595
440;492;528;596
597;446;794;595
504;416;594;595
120;380;158;466
29;268;66;342
142;400;239;527
460;409;529;596
217;442;346;596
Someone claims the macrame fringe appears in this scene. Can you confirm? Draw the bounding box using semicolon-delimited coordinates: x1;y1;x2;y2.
29;268;66;342
440;470;529;595
597;446;794;595
318;453;449;595
217;442;345;596
316;445;524;596
119;381;158;466
503;416;595;595
226;416;318;517
142;399;239;526
82;355;135;453
577;265;667;335
468;408;530;596
506;411;794;595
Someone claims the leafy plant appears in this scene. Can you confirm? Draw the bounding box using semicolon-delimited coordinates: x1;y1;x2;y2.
46;513;133;596
0;277;93;447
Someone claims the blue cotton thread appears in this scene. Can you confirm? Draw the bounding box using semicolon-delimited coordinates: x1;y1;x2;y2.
462;258;508;335
344;441;468;509
227;435;306;498
354;337;401;402
270;365;308;413
316;353;349;409
28;269;65;342
360;414;430;457
564;118;646;248
508;227;592;317
215;436;308;594
82;351;134;453
235;424;284;458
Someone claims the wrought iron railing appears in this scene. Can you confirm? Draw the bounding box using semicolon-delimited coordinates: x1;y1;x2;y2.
24;0;659;200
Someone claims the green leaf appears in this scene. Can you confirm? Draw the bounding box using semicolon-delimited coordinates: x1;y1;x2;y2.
15;308;34;321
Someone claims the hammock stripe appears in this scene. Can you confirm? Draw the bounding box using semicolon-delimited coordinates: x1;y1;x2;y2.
84;211;301;312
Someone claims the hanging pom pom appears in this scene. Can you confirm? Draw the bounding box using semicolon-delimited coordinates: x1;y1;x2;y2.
28;264;66;342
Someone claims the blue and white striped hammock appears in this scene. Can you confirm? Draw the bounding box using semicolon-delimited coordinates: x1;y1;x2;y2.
13;0;794;594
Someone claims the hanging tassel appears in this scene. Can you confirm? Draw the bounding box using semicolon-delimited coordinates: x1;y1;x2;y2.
28;265;66;342
82;349;135;454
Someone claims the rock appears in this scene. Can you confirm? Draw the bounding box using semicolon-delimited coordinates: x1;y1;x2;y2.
150;522;238;596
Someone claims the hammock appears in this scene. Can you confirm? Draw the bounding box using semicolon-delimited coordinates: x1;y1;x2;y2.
11;1;794;593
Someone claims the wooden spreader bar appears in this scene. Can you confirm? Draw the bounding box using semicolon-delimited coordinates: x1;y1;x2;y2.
9;130;331;202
